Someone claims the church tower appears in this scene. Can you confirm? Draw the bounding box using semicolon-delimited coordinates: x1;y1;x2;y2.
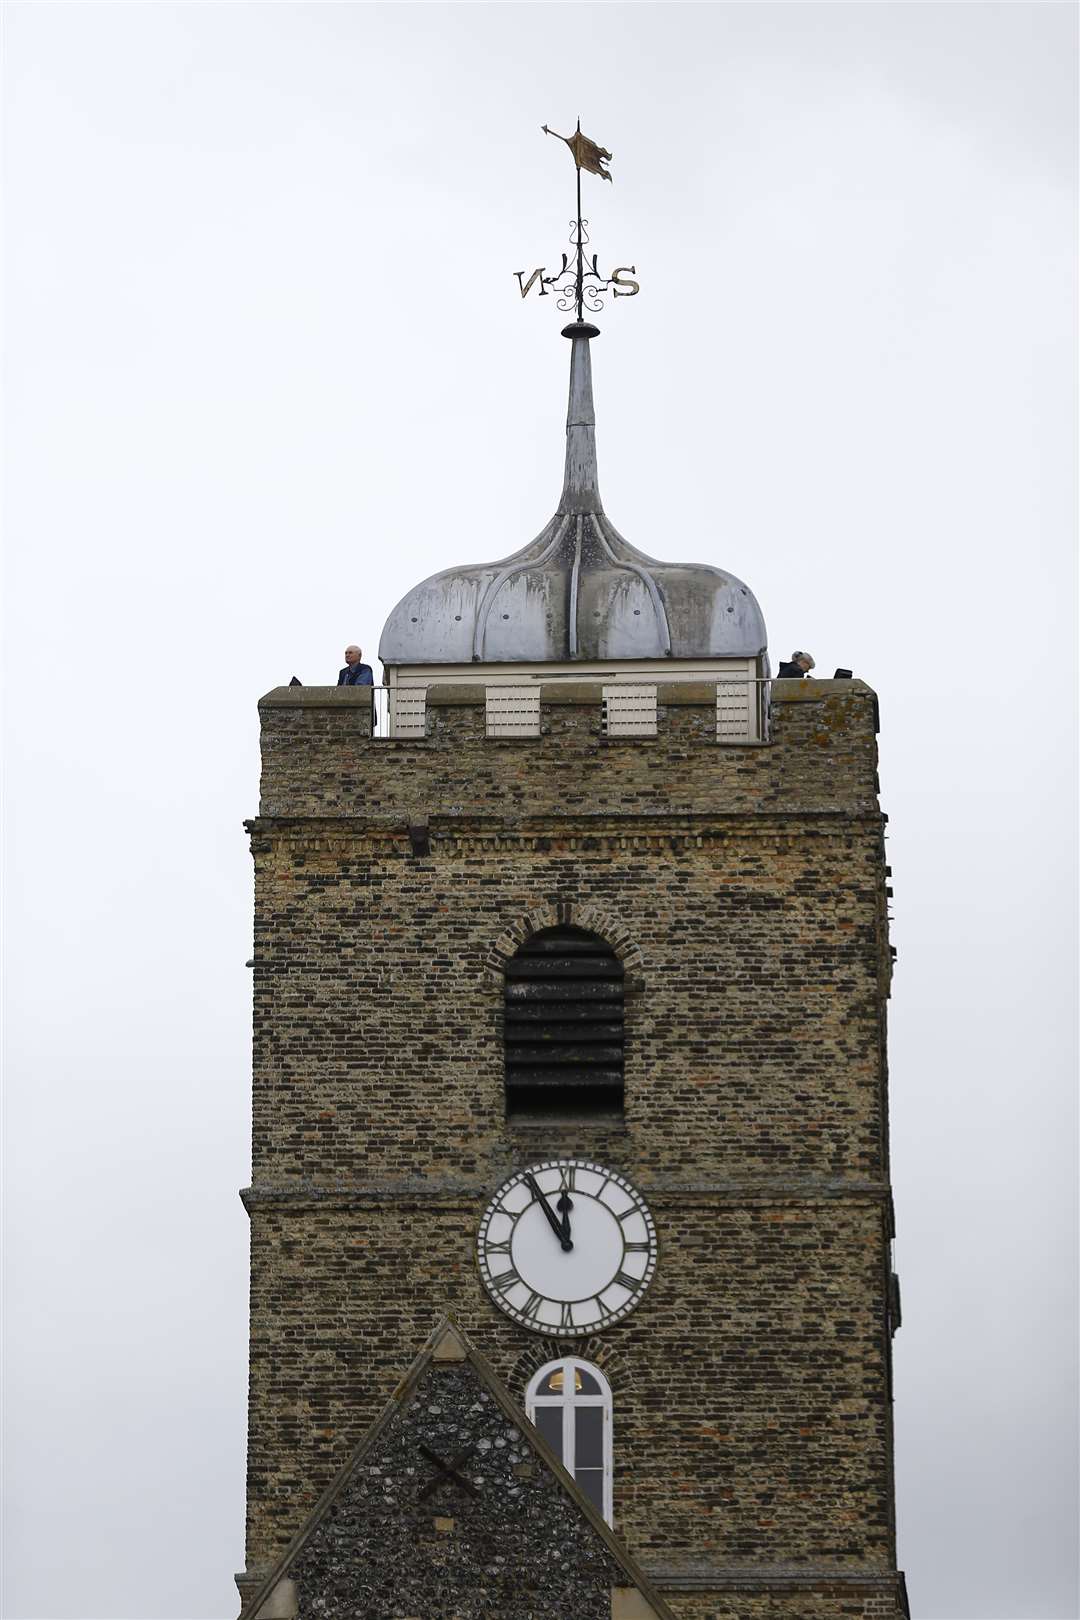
237;130;907;1620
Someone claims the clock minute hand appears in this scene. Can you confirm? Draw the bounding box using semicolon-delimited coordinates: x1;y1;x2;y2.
524;1174;574;1252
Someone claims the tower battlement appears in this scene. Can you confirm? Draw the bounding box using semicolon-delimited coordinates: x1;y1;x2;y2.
256;678;882;821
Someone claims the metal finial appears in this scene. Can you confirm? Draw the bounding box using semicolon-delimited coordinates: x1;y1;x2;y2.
515;124;639;319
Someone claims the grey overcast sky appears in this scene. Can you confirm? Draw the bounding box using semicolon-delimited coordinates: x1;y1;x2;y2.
2;4;1077;1618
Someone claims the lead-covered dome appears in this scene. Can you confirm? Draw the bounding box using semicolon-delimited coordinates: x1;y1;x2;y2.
379;323;767;666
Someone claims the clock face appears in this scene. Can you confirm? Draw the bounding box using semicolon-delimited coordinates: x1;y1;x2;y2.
476;1159;657;1335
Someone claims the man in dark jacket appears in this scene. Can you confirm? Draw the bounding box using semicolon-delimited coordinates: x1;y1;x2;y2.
338;645;374;686
777;650;815;679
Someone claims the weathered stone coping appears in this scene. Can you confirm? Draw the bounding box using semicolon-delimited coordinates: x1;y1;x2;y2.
258;677;875;710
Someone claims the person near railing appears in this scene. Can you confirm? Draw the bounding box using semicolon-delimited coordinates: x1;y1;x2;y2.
338;645;374;686
777;650;815;679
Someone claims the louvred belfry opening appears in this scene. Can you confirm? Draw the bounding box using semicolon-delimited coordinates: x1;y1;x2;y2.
504;926;624;1116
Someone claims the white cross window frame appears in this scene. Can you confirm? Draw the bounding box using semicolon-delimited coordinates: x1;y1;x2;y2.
525;1356;614;1525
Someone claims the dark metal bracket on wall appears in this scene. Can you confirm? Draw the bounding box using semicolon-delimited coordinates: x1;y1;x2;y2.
407;821;431;857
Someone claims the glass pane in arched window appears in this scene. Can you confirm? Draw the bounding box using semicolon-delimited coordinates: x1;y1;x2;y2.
575;1406;603;1465
576;1468;604;1513
533;1404;561;1455
544;1365;599;1394
574;1404;605;1511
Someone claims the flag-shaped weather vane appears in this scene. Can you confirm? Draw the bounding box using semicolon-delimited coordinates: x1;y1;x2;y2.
514;120;639;322
542;121;613;182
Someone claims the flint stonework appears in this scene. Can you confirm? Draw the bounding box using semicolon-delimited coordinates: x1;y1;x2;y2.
291;1365;620;1619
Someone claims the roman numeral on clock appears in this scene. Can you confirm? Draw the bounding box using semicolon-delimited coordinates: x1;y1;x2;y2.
521;1292;543;1320
613;1271;640;1292
491;1268;521;1293
624;1241;650;1253
559;1302;574;1331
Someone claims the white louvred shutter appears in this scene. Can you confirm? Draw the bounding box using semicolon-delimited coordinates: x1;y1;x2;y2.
391;688;427;739
486;685;541;738
716;677;755;741
602;685;658;738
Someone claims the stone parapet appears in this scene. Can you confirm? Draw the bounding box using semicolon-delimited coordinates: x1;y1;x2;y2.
256;679;879;820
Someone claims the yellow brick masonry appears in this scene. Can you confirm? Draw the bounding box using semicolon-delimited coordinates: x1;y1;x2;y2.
240;681;904;1619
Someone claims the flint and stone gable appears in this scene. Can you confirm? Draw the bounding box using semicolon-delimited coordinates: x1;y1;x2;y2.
242;1322;671;1620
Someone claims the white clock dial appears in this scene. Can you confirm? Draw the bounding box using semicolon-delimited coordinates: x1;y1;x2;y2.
476;1159;657;1335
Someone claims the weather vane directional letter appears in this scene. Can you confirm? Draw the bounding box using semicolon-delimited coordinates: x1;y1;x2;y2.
513;120;639;321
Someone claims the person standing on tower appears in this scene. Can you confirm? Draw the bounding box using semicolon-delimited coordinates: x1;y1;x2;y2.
777;650;816;678
338;645;374;686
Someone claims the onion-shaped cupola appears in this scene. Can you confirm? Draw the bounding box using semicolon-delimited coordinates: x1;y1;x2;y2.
379;327;767;668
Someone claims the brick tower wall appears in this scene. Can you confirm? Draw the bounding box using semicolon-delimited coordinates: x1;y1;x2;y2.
240;679;902;1618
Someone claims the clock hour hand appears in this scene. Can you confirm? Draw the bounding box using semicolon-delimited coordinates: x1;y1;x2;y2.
524;1174;573;1252
557;1190;573;1245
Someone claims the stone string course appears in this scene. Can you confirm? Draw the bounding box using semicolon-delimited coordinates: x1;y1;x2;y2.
240;682;905;1618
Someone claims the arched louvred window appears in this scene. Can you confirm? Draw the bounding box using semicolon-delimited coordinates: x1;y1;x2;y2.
504;925;624;1116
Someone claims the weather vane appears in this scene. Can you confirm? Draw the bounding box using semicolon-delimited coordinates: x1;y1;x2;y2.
514;120;639;320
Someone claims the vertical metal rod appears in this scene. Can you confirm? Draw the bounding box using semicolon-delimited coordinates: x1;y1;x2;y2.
575;118;584;322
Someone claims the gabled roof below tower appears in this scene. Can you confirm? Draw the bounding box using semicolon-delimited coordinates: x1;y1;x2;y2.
241;1315;675;1620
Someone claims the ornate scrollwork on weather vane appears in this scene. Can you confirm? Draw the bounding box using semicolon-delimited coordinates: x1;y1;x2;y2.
514;121;640;320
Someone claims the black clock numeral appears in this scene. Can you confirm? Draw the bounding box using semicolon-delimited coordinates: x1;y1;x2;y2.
558;1165;576;1192
624;1241;650;1253
559;1302;574;1331
485;1240;512;1256
613;1271;640;1292
521;1292;543;1320
491;1268;521;1293
617;1205;640;1223
593;1294;614;1321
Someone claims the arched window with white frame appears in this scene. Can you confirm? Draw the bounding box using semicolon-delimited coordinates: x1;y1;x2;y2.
525;1356;613;1525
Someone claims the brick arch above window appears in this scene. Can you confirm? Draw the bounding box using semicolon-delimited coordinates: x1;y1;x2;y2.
484;902;644;989
509;1336;632;1399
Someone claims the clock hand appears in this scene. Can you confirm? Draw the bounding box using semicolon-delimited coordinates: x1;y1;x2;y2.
524;1174;573;1252
557;1191;573;1244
